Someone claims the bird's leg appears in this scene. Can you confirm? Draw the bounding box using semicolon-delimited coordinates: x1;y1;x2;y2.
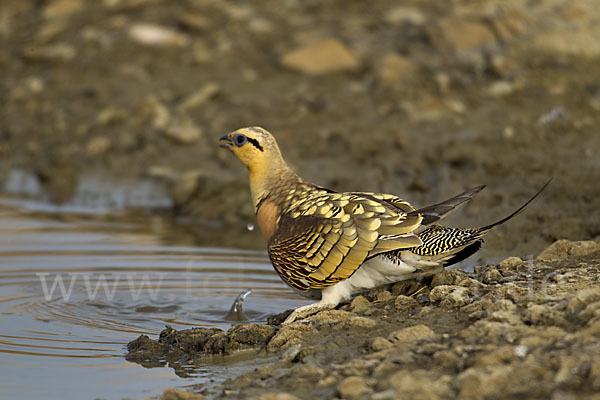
283;285;346;324
282;302;335;324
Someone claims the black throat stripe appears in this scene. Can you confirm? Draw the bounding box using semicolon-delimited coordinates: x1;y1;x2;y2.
247;137;264;152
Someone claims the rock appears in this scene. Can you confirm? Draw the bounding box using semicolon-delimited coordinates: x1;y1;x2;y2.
490;299;517;312
23;42;76;61
267;324;317;352
349;295;371;312
375;54;416;85
383;6;425;26
498;256;524;270
386;370;452;399
427;17;496;52
178;82;220;112
487;81;517;97
457;363;552;399
537;240;600;261
85;136;111;155
281;344;302;363
43;0;83;19
531;25;600;57
163;115;203;144
337;376;372;400
394;295;419;310
161;388;205;400
480;268;503;284
177;13;210;32
388;324;435;345
127;324;276;367
370;337;393;352
289;364;326;382
566;288;600;316
429;285;473;308
433;350;460;371
257;393;301;400
307;309;355;325
488;7;531;41
128;23;189;47
525;304;558;326
281;38;360;75
489;310;521;325
343;316;377;329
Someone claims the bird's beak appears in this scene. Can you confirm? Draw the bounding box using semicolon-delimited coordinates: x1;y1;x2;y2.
219;133;233;149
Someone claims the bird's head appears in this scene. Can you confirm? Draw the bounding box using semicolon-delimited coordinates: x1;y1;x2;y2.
219;127;283;172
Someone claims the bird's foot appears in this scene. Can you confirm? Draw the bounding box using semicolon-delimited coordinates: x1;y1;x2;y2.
282;302;334;325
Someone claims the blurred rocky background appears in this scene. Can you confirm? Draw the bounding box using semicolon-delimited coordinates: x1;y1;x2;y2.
0;0;598;257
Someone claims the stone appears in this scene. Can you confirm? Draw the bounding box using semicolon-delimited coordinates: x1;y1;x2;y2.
375;54;416;85
337;376;372;399
178;82;220;112
487;81;517;97
394;295;419;310
383;6;425;26
349;295;371;312
257;393;301;400
430;285;473;308
386;370;452;398
86;136;111;155
163;115;203;144
128;23;189;47
291;364;325;381
427;17;496;52
566;288;600;315
23;42;76;61
267;324;317;352
388;324;435;345
161;388;205;400
537;240;600;261
488;310;521;325
370;337;393;352
281;38;360;75
343;316;377;329
498;256;524;270
531;25;600;57
43;0;83;19
178;13;210;32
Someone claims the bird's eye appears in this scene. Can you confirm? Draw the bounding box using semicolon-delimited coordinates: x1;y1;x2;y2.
234;134;248;146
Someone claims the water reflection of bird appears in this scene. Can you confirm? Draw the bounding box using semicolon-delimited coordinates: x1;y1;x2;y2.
220;127;549;324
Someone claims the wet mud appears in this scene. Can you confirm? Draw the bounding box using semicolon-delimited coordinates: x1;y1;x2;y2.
129;240;600;399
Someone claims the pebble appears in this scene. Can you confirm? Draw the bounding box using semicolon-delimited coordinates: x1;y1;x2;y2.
163;115;203;144
161;388;205;400
375;54;416;85
337;376;372;400
85;136;111;155
128;23;189;47
383;6;425;25
177;82;220;112
281;38;360;75
388;324;435;345
370;337;393;352
427;17;496;52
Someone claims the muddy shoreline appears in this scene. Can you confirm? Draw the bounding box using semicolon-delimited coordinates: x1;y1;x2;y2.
128;240;600;399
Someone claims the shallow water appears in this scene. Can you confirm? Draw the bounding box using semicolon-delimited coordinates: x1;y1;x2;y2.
0;204;309;399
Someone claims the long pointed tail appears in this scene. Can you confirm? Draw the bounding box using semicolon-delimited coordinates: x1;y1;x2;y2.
410;178;552;268
478;178;552;233
409;185;486;226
